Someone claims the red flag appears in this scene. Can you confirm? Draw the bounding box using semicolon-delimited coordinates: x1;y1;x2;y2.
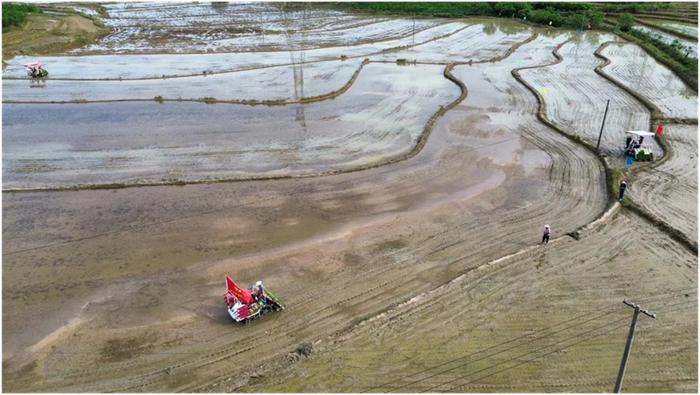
656;123;664;136
226;275;253;304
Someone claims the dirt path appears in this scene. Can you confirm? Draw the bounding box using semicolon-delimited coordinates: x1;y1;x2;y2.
2;31;609;392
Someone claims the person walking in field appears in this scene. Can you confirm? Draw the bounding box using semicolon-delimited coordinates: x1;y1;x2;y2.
619;180;627;202
541;224;551;245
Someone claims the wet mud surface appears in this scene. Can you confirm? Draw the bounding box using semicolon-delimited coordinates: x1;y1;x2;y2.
241;210;697;393
2;5;697;393
3;22;468;80
629;124;698;242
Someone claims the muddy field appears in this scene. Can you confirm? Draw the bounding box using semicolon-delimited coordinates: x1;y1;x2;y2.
2;3;697;393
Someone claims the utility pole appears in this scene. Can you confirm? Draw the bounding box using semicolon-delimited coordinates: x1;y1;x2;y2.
613;300;656;393
596;99;610;151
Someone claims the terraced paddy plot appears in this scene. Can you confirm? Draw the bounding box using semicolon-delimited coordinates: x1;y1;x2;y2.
629;124;698;241
2;63;460;189
450;32;570;166
3;59;363;103
3;5;698;393
638;18;699;38
88;15;440;54
600;42;698;119
633;25;698;58
378;20;532;63
3;23;467;80
519;32;653;156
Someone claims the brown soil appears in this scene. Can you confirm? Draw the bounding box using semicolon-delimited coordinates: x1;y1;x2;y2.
240;210;697;393
2;14;109;62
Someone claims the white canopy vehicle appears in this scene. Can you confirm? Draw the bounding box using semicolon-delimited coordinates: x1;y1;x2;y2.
624;130;655;162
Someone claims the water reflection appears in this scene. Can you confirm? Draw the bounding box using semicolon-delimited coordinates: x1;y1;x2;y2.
482;22;497;36
281;4;308;130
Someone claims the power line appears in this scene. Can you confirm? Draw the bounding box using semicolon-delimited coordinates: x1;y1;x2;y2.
358;293;694;392
440;300;693;393
434;299;693;393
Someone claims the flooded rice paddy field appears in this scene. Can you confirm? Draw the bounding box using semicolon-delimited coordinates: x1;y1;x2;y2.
3;22;467;79
3;58;364;102
76;2;442;54
2;4;697;393
638;18;699;38
519;32;654;156
601;42;698;119
4;63;459;189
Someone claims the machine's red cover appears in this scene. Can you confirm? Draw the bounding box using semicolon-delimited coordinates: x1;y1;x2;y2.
226;276;253;305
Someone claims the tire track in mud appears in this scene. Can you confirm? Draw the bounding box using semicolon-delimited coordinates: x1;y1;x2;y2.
25;42;605;390
511;37;617;210
253;210;696;393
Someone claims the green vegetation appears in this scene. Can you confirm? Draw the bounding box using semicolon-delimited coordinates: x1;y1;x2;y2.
617;13;635;32
2;2;41;32
592;2;672;13
331;2;606;29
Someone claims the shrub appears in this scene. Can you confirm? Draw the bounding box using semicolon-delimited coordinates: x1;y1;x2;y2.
2;2;41;32
564;13;588;30
527;8;563;26
617;13;635;32
586;9;605;29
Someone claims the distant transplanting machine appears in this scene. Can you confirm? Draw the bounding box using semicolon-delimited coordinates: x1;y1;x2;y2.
24;61;48;78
